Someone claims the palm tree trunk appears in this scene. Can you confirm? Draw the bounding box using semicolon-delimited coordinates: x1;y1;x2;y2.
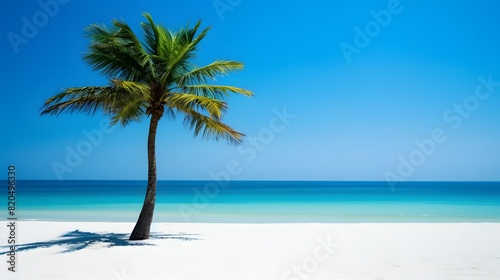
129;110;161;240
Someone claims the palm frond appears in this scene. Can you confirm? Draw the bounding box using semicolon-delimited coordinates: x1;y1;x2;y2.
84;19;151;82
110;79;150;97
165;93;227;119
110;98;147;126
41;80;150;126
160;22;211;85
182;84;253;99
182;108;244;145
84;23;113;43
106;80;150;125
141;13;173;57
40;86;116;116
177;60;244;86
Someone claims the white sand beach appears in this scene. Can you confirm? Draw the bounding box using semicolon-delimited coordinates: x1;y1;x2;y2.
1;222;500;279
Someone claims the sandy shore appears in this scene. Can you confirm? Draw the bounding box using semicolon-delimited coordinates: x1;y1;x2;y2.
1;222;499;279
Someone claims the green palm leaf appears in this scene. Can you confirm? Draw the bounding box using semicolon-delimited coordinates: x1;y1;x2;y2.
40;86;116;116
165;93;227;119
178;60;245;86
183;84;253;98
182;108;244;145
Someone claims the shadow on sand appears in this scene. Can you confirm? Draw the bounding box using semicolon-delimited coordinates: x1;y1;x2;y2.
0;230;200;254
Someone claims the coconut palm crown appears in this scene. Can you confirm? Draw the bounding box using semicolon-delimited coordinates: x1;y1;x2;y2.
40;13;253;240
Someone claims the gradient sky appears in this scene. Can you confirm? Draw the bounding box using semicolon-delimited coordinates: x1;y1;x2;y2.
1;0;500;181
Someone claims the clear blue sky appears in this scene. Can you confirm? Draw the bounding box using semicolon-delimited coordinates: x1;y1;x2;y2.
1;0;500;181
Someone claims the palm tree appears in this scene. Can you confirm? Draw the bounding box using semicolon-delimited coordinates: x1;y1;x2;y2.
40;13;253;240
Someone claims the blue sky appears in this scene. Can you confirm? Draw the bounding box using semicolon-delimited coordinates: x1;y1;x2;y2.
1;0;500;181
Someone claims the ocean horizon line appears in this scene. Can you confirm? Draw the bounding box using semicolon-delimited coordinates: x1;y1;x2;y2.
12;179;500;183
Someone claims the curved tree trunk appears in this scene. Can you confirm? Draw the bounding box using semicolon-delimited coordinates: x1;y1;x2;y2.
129;110;161;240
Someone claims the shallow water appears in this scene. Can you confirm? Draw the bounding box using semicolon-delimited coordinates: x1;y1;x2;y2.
10;180;500;223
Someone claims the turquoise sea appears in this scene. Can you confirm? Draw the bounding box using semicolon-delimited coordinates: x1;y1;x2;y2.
6;180;500;223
